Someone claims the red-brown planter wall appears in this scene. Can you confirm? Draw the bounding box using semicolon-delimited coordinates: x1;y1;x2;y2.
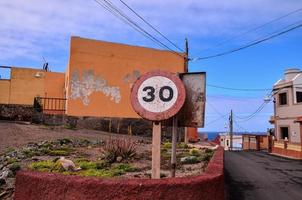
14;147;224;200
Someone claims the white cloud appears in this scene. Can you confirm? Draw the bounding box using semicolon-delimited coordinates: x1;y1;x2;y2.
0;0;301;69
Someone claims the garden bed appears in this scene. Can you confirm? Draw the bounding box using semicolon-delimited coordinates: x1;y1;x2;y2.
0;137;215;199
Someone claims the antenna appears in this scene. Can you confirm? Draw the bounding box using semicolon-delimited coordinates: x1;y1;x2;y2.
42;56;49;72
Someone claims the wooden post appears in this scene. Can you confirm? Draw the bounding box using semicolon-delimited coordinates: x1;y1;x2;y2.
184;127;188;144
152;122;161;179
117;121;120;133
171;116;177;177
108;119;112;133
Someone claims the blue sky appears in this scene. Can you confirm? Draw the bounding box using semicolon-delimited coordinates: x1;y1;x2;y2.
0;0;302;132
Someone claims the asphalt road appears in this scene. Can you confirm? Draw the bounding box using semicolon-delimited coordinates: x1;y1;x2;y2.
225;151;302;200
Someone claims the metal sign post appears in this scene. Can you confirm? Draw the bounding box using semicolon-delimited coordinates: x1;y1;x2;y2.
171;116;177;177
152;122;161;179
130;70;186;179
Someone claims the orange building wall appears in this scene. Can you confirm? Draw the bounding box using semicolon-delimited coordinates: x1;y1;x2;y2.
66;36;185;118
0;80;10;104
44;71;65;98
0;67;65;105
9;67;45;105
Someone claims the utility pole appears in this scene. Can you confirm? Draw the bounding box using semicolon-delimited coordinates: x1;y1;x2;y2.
229;110;233;151
184;38;189;72
184;38;189;144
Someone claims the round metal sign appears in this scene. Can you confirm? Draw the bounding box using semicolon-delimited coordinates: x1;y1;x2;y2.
130;70;186;121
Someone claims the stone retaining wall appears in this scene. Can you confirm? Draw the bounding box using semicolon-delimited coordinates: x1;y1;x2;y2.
0;104;33;121
14;147;224;200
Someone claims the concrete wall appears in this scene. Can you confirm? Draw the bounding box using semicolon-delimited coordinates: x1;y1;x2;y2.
66;36;185;118
273;141;302;159
0;80;10;104
14;147;224;200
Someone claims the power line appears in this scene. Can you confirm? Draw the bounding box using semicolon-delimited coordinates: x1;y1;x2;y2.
192;21;302;60
93;0;184;58
198;7;302;53
233;119;248;132
118;0;184;52
206;114;228;126
207;84;272;91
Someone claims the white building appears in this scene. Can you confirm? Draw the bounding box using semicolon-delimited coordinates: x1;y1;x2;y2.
270;68;302;159
219;133;242;150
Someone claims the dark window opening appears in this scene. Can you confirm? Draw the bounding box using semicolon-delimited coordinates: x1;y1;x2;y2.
279;93;287;105
297;91;302;103
280;127;289;140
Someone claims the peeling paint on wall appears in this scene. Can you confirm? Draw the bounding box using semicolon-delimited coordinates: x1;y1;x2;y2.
123;70;141;88
70;69;121;105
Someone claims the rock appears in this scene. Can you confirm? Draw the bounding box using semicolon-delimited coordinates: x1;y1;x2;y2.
58;157;81;171
5;178;15;189
0;168;13;180
180;156;198;164
116;156;123;162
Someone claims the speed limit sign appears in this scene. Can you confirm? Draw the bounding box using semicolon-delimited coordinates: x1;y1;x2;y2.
130;70;186;121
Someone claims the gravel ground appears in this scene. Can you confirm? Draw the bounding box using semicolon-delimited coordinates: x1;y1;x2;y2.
0;121;148;153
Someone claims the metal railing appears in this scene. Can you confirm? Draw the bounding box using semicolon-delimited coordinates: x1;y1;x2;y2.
34;97;66;113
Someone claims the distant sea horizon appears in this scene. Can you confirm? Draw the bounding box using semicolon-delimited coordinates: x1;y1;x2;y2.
199;131;267;141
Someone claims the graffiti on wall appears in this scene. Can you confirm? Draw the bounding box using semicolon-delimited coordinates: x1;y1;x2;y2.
70;70;121;105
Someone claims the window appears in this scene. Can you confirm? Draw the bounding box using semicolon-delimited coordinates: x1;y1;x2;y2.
279;93;287;105
280;127;289;139
297;91;302;103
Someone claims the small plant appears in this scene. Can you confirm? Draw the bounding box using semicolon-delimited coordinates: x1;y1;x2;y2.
177;143;189;149
180;156;200;164
102;138;137;163
201;150;214;162
190;148;201;156
29;160;62;172
58;138;73;145
162;142;172;149
77;161;103;170
9;162;21;175
112;163;138;172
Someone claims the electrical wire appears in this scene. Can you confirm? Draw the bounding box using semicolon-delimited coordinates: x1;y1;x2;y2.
198;7;302;53
233;119;248;132
118;0;184;52
93;0;184;58
206;114;228;126
207;84;272;91
192;20;302;60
